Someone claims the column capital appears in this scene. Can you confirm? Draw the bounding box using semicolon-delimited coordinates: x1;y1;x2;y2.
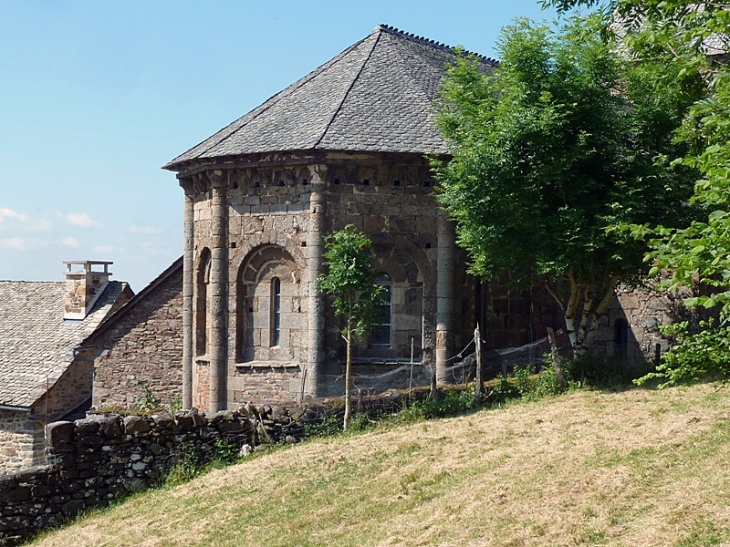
179;176;195;196
208;169;229;189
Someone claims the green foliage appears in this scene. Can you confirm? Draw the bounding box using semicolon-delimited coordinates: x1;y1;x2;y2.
433;14;698;291
304;414;346;438
398;388;478;421
135;383;160;413
509;364;566;401
317;224;386;431
433;13;700;356
304;412;374;438
635;321;730;388
565;354;646;387
169;393;183;412
317;225;385;341
165;438;240;486
544;1;730;324
165;441;203;486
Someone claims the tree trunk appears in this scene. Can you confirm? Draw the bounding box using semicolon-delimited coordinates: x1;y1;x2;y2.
547;327;566;391
343;323;352;431
564;273;583;356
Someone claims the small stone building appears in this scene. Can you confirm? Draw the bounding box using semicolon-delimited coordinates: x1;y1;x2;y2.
0;261;132;473
159;24;683;412
163;25;501;411
86;258;183;410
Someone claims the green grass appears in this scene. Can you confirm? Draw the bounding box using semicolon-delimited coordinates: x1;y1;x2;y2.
29;382;730;547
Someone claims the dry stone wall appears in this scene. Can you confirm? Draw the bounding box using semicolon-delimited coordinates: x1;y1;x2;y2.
0;392;415;546
0;408;285;546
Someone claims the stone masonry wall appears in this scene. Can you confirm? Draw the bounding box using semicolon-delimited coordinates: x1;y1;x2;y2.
0;412;37;476
0;410;259;546
594;282;692;364
92;267;183;410
33;351;94;424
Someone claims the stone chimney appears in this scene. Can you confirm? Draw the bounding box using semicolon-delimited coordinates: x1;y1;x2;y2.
63;261;113;320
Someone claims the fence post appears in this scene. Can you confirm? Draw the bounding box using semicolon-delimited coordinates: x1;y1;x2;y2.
474;324;482;405
408;337;415;398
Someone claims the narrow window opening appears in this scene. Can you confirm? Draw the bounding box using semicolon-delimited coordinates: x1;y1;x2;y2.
371;273;392;346
271;277;281;346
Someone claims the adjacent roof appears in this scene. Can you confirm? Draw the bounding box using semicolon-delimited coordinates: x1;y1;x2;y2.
0;281;129;408
164;24;497;171
82;257;182;345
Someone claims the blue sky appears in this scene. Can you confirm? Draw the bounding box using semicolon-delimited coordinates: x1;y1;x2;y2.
0;0;557;292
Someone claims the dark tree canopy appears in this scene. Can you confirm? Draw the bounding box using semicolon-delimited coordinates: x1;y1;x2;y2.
544;0;730;320
433;14;701;354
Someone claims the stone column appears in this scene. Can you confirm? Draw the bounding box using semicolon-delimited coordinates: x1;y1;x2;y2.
305;169;326;398
436;209;455;385
208;171;229;411
180;178;195;410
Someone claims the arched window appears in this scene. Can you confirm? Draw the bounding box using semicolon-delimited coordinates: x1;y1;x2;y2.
195;249;211;356
371;273;392;346
271;277;281;346
237;245;302;362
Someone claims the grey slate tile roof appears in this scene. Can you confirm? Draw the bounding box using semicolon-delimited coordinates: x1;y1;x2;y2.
164;25;497;171
0;281;127;408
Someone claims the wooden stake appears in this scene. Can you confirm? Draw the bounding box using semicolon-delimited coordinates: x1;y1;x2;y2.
474;324;482;405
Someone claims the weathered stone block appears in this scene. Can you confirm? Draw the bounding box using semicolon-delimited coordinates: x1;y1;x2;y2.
74;419;100;437
122;416;151;435
46;422;74;447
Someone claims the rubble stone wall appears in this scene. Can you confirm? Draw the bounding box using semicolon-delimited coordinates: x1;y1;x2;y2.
0;392;413;546
594;283;692;364
91;267;183;410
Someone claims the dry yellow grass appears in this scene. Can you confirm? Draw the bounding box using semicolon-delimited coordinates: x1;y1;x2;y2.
30;383;730;546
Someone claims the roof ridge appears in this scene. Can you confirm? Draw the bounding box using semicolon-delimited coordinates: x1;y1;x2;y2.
375;24;498;65
164;33;378;169
313;28;382;149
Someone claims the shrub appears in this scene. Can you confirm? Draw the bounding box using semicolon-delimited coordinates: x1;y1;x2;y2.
635;320;730;389
564;354;643;388
166;441;203;486
304;414;345;438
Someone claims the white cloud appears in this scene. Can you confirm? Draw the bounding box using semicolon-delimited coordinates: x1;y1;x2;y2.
92;245;115;254
61;237;81;248
129;224;163;235
0;237;28;250
0;208;27;222
27;218;53;232
57;212;97;228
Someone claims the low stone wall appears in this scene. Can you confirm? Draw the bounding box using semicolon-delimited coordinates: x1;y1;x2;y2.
0;391;413;546
0;407;271;546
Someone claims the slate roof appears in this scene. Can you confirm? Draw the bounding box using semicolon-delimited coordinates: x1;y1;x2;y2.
0;280;129;409
164;25;497;171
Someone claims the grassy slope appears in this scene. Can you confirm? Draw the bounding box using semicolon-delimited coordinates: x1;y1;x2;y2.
31;384;730;547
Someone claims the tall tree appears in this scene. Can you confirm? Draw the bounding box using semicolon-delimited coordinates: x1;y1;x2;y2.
545;0;730;319
317;225;384;430
433;14;700;356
